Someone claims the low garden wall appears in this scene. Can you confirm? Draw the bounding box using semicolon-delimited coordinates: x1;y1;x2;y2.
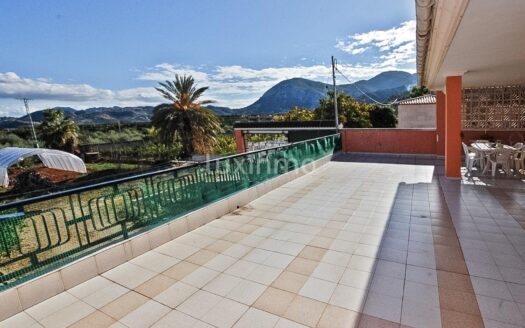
341;128;438;155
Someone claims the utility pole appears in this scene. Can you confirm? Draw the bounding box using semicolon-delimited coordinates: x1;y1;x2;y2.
23;98;40;148
331;56;340;131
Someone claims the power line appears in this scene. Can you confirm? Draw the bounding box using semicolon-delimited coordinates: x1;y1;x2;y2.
334;62;398;107
331;56;339;131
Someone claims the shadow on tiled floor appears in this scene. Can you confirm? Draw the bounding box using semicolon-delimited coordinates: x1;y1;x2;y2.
1;154;525;328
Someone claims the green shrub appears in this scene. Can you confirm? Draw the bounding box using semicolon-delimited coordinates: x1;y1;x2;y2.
369;106;398;128
214;135;237;155
139;142;182;161
79;128;148;144
0;132;33;148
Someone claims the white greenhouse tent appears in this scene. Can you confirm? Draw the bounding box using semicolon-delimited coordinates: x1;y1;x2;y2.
0;147;87;187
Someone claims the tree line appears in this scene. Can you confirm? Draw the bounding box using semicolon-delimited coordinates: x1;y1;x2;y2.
272;85;431;127
29;76;430;159
27;75;233;159
273;92;398;128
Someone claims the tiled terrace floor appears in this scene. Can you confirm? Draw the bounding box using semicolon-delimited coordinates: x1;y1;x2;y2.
2;154;525;328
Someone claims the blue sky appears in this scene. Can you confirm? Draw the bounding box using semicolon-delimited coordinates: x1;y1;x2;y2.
0;0;415;116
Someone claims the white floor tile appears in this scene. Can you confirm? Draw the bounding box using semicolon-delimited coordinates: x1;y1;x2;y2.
177;290;223;319
233;308;279;328
120;300;170;328
363;291;402;323
130;251;180;273
299;277;337;303
401;300;441;328
201;298;248;328
477;295;525;327
311;263;345;283
151;310;197;328
226;279;267;305
181;266;220;288
203;273;243;297
405;265;438;286
329;284;367;312
82;283;128;308
154;281;198;309
25;292;78;321
102;262;156;289
471;276;513;301
39;300;95;328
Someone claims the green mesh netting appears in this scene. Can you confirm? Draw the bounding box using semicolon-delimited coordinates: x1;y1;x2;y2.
0;134;340;290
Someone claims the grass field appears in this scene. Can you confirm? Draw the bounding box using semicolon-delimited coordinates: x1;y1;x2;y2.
86;162;146;172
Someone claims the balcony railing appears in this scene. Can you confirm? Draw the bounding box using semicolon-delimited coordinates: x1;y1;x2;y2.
0;134;341;290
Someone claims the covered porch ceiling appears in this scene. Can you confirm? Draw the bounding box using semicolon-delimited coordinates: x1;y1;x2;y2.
419;0;525;90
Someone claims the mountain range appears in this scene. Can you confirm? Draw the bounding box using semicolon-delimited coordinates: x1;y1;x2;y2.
241;71;416;114
0;71;416;128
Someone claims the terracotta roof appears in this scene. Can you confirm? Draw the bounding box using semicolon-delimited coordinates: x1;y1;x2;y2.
395;94;436;105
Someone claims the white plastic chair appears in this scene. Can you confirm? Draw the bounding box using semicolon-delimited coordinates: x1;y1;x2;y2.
514;142;524;149
513;150;525;174
462;142;482;175
487;148;513;176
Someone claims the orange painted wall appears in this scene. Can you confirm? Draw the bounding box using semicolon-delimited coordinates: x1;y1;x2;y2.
234;129;246;153
340;129;524;156
436;91;446;155
341;129;437;154
445;76;462;178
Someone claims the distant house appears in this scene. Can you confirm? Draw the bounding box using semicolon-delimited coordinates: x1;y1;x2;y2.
395;94;436;129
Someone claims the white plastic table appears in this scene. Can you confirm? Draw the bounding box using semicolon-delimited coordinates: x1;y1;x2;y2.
471;143;516;174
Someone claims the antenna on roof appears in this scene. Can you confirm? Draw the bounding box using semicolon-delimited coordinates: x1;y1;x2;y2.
22;98;40;148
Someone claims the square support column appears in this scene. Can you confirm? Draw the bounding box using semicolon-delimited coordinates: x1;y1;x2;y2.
234;129;246;153
445;76;462;178
436;91;446;156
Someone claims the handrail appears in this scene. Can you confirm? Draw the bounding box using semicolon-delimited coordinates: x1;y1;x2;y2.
0;133;341;290
0;133;340;211
234;120;336;129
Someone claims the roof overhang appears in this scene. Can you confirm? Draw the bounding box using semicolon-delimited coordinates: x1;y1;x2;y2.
395;94;436;106
417;0;525;89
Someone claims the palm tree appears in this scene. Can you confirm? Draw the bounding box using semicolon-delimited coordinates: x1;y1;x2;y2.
38;109;79;152
152;75;222;158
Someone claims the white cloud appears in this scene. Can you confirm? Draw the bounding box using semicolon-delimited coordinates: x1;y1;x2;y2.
335;41;369;55
0;72;162;103
0;58;415;115
136;63;336;107
136;62;410;107
380;42;416;68
0;72;167;116
0;20;417;115
336;20;416;67
138;64;210;83
0;72;108;101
